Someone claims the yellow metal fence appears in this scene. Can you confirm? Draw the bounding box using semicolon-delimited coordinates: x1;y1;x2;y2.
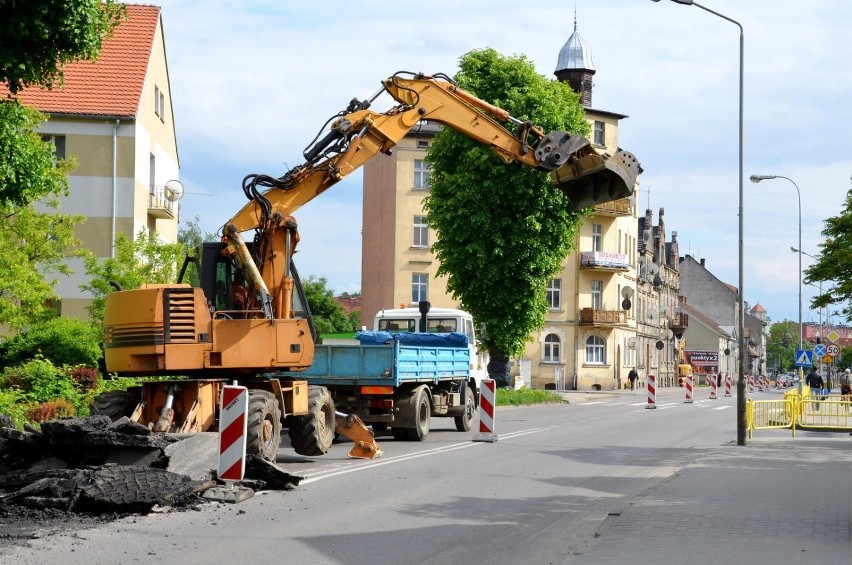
747;391;852;438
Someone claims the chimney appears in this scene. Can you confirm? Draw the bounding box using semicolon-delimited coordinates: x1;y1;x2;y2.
700;258;705;267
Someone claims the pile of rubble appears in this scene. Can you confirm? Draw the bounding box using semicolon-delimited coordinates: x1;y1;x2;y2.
0;414;301;517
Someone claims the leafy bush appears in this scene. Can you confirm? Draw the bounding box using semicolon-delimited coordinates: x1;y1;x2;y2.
69;365;100;392
1;356;85;415
496;387;567;406
0;316;103;369
0;387;29;429
26;398;77;422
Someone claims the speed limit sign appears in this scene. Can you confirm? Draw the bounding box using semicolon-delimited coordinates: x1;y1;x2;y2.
826;343;840;357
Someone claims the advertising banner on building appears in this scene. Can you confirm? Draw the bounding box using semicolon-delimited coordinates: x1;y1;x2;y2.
684;350;719;377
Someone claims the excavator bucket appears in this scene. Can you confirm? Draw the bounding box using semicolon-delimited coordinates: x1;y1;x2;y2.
335;412;383;459
535;131;641;210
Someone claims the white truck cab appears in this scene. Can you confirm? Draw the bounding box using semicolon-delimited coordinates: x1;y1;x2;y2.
373;307;488;385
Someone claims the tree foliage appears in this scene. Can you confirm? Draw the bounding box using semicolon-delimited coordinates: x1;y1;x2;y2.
0;0;125;94
303;275;351;335
804;188;852;322
765;319;800;374
0;316;103;369
81;230;185;323
423;48;588;383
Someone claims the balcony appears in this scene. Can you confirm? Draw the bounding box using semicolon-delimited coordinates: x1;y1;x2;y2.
579;307;627;327
148;185;176;219
593;197;632;217
579;251;629;271
669;312;689;334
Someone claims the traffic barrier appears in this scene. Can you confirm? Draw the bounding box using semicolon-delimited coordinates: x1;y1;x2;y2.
725;374;732;397
684;373;693;403
710;374;718;399
758;375;764;392
749;375;755;394
473;379;498;442
646;374;657;409
218;385;248;482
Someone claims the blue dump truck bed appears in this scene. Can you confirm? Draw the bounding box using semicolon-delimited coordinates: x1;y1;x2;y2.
286;332;472;387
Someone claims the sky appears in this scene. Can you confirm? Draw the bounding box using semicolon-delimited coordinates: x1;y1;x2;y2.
153;0;852;328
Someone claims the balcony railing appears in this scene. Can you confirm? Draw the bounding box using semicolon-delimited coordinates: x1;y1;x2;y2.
579;307;627;327
579;251;629;271
669;312;689;333
593;197;632;216
149;185;176;219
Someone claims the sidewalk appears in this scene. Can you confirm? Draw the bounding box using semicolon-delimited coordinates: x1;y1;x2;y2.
570;432;852;564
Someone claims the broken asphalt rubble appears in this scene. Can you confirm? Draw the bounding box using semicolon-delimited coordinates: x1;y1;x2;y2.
0;414;302;516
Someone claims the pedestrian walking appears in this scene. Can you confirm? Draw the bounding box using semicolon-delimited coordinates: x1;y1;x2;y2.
628;367;639;391
840;368;852;409
805;367;824;411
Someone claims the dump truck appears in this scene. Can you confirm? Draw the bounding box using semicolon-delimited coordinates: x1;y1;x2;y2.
100;71;641;461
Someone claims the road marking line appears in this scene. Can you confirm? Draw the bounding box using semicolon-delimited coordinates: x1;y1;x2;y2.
301;427;552;484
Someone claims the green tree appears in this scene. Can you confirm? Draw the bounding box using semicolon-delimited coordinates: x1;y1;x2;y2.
0;0;125;94
765;320;799;374
178;215;217;251
804;188;852;322
81;229;185;323
423;48;588;386
303;276;350;335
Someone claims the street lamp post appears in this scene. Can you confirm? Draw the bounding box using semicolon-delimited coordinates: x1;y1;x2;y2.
654;0;746;445
750;175;802;390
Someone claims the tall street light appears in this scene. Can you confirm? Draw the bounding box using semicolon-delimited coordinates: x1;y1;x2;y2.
750;174;802;346
653;0;746;445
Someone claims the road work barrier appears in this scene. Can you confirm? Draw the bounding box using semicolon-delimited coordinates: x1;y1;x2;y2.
646;374;656;409
747;390;852;438
725;374;732;397
710;375;718;399
684;374;693;404
473;379;498;442
218;385;248;481
749;375;755;394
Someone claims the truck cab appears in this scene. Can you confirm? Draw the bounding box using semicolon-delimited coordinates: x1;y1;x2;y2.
373;307;488;387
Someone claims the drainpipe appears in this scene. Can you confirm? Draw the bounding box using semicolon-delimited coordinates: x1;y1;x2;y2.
111;119;120;258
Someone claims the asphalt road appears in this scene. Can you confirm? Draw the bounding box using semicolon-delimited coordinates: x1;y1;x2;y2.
3;386;755;564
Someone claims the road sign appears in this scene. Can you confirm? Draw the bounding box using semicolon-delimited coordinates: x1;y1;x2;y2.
795;349;813;367
814;343;827;358
823;354;834;364
828;330;840;343
827;343;840;357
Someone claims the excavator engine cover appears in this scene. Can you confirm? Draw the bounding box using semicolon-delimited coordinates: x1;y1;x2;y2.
550;147;641;210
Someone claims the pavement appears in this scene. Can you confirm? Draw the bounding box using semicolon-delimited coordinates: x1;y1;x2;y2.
558;387;852;564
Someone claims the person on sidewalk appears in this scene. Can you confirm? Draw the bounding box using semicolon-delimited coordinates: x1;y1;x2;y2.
840;368;852;409
628;368;639;391
805;368;824;410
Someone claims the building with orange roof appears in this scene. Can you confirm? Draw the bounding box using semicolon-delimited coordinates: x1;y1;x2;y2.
12;4;179;318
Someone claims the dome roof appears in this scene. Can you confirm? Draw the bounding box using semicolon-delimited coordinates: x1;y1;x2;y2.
555;26;595;73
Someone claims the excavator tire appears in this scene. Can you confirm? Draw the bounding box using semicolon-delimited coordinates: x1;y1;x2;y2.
246;390;282;461
288;386;335;456
89;390;139;422
454;386;476;432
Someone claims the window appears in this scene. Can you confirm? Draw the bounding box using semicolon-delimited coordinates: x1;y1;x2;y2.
592;223;602;252
585;335;606;364
154;85;165;121
416;139;429;149
159;90;165;122
412;273;428;303
413;215;428;247
544;333;560;363
594;121;605;146
414;159;431;189
154;86;160;117
591;280;602;310
40;135;66;161
149;153;156;190
546;278;561;309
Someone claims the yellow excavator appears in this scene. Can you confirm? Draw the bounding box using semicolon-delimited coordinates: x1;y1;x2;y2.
100;71;641;460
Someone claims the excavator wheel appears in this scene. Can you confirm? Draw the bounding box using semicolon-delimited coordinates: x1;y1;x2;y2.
288;386;335;456
247;390;282;461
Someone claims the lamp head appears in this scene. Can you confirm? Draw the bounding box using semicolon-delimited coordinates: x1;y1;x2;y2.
750;175;776;183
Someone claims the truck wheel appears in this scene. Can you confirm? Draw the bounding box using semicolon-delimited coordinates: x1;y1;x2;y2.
288;386;335;456
454;386;476;432
405;388;431;441
247;390;282;461
90;390;139;421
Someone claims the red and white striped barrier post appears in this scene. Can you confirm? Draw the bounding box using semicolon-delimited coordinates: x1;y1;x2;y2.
646;374;657;409
710;374;718;399
724;374;732;397
684;373;694;403
757;375;764;392
749;375;755;394
473;379;498;442
218;385;248;482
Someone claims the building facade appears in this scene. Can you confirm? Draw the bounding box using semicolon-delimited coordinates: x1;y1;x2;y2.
14;5;180;319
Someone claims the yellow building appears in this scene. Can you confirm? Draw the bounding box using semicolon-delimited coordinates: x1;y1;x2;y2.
361;23;648;390
14;5;180;319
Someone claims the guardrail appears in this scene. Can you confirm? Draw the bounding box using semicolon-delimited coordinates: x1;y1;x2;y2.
747;390;852;438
